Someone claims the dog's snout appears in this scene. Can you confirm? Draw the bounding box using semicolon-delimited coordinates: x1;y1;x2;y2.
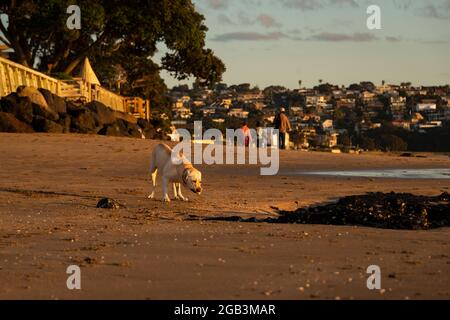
196;187;202;193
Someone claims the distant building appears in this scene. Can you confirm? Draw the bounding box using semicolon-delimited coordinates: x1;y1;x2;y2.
392;120;411;131
202;108;216;117
236;91;264;103
322;119;334;131
192;100;205;108
221;99;232;107
173;107;192;119
415;103;437;112
361;91;377;102
418;121;443;130
336;98;356;109
228;108;249;119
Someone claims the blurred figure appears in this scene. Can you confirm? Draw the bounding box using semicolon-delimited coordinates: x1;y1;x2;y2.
256;121;264;148
241;122;251;147
274;107;291;149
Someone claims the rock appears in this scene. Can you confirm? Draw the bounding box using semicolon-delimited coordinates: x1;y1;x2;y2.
16;86;48;109
66;101;83;117
32;103;59;122
137;118;149;129
32;116;64;133
96;198;124;209
115;110;137;124
98;118;130;137
0;112;34;133
57;113;71;133
0;93;34;124
143;127;156;139
137;118;156;139
127;122;145;139
85;101;116;127
70;107;98;133
38;88;67;115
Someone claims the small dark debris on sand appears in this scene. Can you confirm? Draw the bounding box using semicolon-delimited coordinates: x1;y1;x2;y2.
96;198;124;209
200;192;450;230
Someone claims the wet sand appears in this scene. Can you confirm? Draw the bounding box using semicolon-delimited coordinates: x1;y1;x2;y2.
0;133;449;299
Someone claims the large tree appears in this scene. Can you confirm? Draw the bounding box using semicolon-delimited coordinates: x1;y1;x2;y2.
0;0;225;100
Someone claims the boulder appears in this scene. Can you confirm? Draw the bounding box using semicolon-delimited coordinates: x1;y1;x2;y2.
98;119;130;137
66;101;82;117
17;86;48;109
57;113;71;133
85;101;116;127
32;116;64;133
0;112;34;133
38;88;67;115
70;107;98;133
0;93;34;124
137;118;156;139
32;103;59;122
128;122;145;139
115;110;137;124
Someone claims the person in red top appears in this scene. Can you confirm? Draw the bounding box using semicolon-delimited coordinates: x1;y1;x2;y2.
241;122;251;147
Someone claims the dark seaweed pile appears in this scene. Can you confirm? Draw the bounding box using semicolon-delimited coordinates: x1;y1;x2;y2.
96;198;124;209
203;192;450;230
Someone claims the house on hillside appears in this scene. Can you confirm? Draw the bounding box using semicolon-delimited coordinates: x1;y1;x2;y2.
228;108;249;119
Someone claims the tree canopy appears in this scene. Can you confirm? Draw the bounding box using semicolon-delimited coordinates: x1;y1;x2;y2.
0;0;225;102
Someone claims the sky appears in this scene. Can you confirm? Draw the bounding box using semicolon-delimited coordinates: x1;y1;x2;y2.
159;0;450;89
2;1;449;90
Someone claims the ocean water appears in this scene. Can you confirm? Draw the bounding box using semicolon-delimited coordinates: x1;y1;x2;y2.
298;168;450;179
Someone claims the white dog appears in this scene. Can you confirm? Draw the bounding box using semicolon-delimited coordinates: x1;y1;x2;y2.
147;143;202;202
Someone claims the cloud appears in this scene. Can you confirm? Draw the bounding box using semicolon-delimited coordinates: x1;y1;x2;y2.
329;0;358;8
212;31;287;41
308;32;378;42
386;36;403;42
280;0;359;11
228;12;282;28
281;0;322;11
418;0;450;19
217;14;235;25
205;0;229;10
256;14;282;28
392;0;414;10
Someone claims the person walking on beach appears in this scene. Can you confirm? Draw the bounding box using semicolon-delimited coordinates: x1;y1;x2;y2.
274;107;291;149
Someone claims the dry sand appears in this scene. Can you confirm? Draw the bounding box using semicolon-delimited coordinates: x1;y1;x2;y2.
0;133;449;300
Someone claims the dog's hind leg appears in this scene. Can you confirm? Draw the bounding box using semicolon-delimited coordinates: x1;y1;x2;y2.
148;167;158;199
161;177;171;202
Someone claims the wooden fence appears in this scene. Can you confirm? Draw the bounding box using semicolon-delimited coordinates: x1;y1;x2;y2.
0;56;150;119
0;56;59;97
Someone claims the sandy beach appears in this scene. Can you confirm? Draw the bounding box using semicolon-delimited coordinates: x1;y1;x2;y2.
0;133;449;300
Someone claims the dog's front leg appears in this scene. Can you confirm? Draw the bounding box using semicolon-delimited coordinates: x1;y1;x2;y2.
161;177;171;202
177;183;189;201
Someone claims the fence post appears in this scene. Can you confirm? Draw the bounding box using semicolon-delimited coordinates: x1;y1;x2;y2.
146;99;150;120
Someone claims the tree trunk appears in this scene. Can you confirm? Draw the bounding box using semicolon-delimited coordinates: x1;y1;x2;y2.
62;33;108;74
63;56;83;74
